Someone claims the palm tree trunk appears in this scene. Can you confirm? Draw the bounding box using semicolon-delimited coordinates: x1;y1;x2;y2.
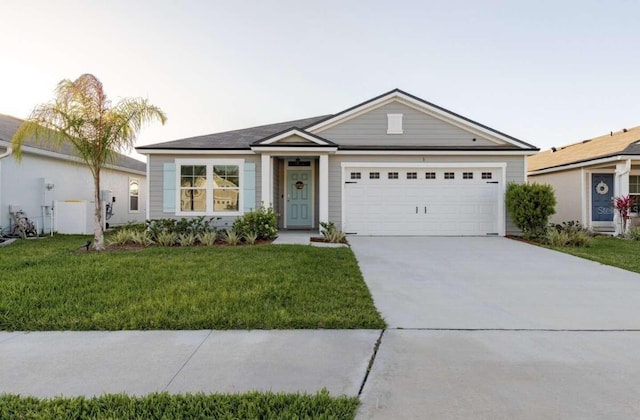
93;171;105;251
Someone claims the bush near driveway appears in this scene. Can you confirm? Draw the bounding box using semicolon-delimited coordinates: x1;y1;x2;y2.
0;391;360;419
0;235;385;331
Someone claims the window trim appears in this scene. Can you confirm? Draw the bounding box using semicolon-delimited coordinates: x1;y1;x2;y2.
128;177;140;213
630;174;640;214
175;158;244;216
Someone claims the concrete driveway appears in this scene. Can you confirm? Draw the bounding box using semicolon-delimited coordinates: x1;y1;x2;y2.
350;237;640;419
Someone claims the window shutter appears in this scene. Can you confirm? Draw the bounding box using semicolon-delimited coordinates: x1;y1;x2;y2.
243;162;256;212
163;162;176;212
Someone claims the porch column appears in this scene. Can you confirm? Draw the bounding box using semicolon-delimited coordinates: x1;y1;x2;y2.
261;154;272;207
319;154;329;233
614;159;632;235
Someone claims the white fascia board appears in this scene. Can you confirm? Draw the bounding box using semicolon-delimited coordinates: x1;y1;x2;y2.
307;93;400;132
341;162;507;169
308;90;533;149
259;129;331;145
528;155;640;176
136;148;252;155
336;150;536;156
251;146;337;153
15;144;145;176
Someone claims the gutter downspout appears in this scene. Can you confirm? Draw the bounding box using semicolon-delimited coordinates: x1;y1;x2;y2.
0;146;12;236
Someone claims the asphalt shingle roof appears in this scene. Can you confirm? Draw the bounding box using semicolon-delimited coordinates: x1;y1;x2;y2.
137;115;333;150
0;113;146;172
528;126;640;172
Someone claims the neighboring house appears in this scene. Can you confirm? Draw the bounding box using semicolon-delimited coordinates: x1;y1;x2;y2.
137;89;538;236
0;114;147;235
528;126;640;235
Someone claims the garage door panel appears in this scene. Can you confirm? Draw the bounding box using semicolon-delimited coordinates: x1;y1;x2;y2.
344;167;501;236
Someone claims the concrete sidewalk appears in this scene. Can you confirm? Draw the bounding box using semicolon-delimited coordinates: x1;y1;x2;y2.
0;330;380;398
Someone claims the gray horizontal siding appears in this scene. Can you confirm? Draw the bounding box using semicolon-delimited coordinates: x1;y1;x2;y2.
328;155;525;235
148;154;261;229
318;102;498;147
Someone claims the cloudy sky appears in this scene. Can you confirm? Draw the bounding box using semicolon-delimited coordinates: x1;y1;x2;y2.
2;0;639;159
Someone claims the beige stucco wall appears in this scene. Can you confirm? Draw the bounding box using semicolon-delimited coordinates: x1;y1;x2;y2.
528;169;583;224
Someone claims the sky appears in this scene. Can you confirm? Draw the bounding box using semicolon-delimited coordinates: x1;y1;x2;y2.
2;0;640;161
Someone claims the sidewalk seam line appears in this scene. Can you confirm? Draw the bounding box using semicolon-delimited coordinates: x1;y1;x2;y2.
392;328;640;332
358;329;385;397
163;330;213;391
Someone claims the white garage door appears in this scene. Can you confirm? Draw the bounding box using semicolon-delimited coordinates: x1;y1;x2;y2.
344;167;502;236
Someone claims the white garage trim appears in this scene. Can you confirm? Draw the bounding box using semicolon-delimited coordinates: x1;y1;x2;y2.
341;162;506;236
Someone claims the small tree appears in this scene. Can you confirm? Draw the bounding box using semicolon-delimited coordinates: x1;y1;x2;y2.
613;195;632;235
11;74;166;250
505;182;556;239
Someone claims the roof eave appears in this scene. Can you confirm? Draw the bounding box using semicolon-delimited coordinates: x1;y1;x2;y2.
528;154;640;175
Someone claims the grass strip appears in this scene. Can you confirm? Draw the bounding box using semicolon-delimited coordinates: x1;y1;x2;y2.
0;391;359;419
546;235;640;274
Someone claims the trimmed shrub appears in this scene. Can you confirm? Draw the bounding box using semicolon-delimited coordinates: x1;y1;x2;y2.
505;182;556;239
197;231;218;246
546;229;569;247
232;206;278;240
107;229;136;246
626;226;640;241
320;221;346;243
243;230;258;245
547;220;593;247
223;229;241;246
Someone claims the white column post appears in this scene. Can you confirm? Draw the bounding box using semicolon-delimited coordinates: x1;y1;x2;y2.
261;154;272;207
319;154;329;234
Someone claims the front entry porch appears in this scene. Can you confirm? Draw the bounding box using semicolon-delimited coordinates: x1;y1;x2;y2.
260;154;331;234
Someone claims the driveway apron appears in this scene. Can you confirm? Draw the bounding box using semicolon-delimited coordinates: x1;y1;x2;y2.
351;237;640;419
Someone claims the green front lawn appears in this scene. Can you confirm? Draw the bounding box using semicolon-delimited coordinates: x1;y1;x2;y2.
0;391;359;419
0;235;385;331
547;235;640;273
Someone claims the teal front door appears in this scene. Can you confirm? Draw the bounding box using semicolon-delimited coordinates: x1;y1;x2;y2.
286;170;312;227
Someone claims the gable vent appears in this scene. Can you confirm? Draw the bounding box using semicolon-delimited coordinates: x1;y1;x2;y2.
387;113;403;134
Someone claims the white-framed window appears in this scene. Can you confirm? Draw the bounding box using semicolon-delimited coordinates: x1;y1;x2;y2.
350;172;362;180
129;178;140;213
463;172;473;180
388;172;399;179
175;159;243;216
407;172;417;179
425;172;436;179
387;113;403;134
482;172;493;180
630;175;640;213
444;172;455;180
369;172;380;179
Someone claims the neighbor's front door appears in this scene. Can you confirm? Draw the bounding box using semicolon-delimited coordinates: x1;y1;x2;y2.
592;173;614;222
286;170;312;227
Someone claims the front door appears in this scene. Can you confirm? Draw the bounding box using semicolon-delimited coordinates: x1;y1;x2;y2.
592;174;614;222
286;170;312;227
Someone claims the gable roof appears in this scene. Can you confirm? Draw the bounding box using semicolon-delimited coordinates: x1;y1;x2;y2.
0;113;146;173
528;126;640;173
137;115;332;151
307;88;538;150
138;89;537;152
252;127;337;147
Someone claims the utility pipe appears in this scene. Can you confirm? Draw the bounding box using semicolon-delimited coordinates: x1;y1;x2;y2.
0;145;12;160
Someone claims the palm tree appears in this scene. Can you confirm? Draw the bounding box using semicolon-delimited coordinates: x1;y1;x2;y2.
11;74;166;250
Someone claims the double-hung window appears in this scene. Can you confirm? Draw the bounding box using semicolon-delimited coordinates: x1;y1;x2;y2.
129;178;140;212
630;175;640;213
176;159;243;215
